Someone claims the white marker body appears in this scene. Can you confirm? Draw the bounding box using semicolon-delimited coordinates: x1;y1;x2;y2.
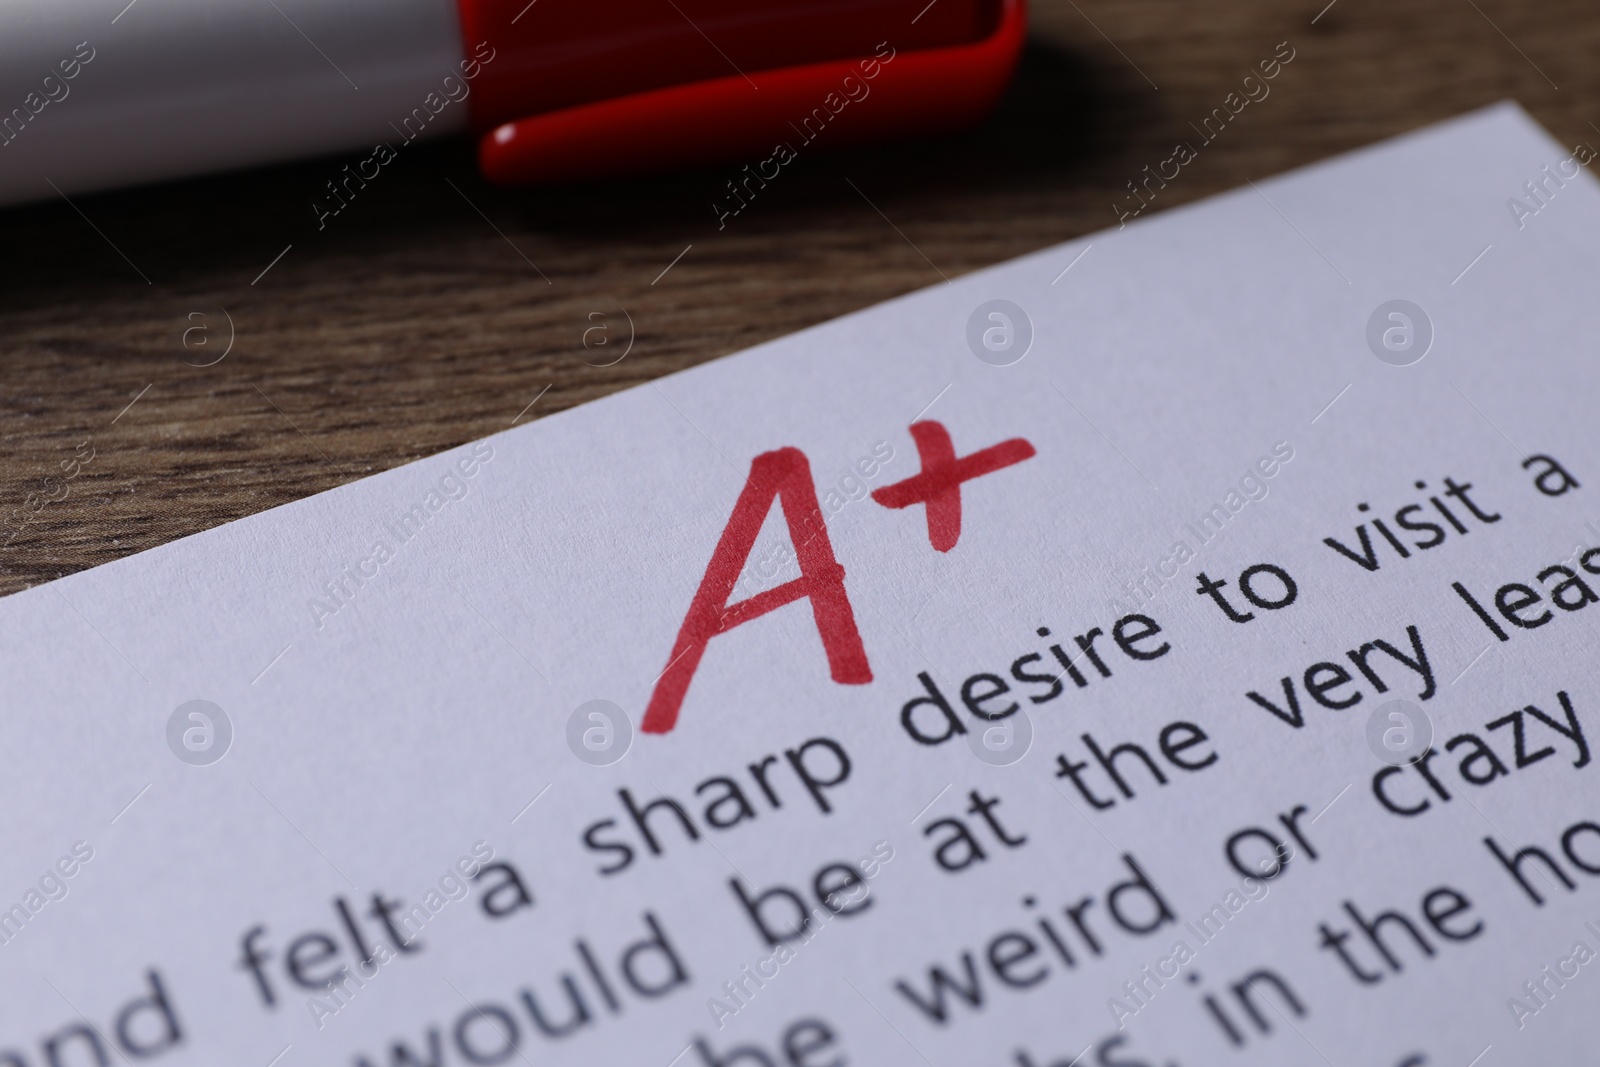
0;0;466;206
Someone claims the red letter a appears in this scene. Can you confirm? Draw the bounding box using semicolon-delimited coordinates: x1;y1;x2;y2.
641;447;872;734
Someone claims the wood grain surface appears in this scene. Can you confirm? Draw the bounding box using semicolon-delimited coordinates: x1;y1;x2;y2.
0;0;1593;596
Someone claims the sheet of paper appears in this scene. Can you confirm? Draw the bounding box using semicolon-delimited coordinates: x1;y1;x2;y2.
4;102;1598;1067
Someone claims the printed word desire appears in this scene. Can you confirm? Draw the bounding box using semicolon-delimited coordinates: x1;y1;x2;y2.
899;615;1173;745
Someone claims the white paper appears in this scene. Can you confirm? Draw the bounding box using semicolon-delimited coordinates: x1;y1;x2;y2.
4;102;1599;1067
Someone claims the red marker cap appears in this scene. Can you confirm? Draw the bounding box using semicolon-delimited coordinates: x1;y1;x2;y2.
457;0;1026;185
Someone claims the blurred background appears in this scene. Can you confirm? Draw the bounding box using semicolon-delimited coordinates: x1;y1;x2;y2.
0;0;1593;596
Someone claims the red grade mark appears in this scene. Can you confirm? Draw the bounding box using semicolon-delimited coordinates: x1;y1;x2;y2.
641;447;872;735
870;420;1036;552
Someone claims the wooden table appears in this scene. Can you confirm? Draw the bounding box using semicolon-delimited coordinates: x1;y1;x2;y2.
1;0;1591;596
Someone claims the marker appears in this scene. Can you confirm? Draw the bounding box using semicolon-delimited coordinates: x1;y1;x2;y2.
0;0;1024;207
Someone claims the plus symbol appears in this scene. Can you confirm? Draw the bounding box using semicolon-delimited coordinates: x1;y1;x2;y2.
870;420;1036;552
